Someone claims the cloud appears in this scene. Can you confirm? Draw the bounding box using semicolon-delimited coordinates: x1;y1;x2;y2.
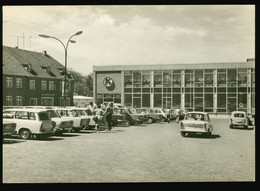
3;5;255;75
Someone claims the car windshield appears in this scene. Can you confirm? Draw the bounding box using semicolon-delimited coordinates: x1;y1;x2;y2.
77;110;86;116
38;112;50;120
71;110;80;117
58;110;70;117
185;113;207;121
3;111;15;119
47;110;60;118
234;113;244;118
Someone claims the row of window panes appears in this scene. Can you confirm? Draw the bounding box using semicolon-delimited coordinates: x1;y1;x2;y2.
5;77;60;91
124;92;250;111
124;69;254;87
5;96;69;106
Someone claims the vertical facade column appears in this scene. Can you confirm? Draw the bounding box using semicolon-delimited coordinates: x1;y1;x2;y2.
213;69;217;113
121;71;124;105
93;71;96;104
181;70;185;110
150;70;154;108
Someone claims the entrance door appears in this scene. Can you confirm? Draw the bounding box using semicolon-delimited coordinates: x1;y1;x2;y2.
228;98;237;113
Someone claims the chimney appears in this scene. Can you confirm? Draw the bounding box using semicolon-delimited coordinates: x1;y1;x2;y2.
43;50;47;56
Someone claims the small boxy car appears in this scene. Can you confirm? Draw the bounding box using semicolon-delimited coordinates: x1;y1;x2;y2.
229;111;253;129
180;111;213;137
3;119;16;136
3;108;55;139
55;108;90;132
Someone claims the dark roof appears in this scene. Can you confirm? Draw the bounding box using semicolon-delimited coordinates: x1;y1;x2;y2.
3;46;69;79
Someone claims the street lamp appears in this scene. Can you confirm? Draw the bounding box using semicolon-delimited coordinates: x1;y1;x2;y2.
39;31;83;107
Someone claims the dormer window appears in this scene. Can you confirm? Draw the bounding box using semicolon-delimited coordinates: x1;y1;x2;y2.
22;64;38;76
23;64;32;71
42;66;56;77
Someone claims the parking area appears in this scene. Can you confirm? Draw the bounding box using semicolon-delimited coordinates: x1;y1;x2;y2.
3;117;255;183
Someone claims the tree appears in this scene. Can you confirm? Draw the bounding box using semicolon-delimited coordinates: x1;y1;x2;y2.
68;68;93;96
85;73;93;97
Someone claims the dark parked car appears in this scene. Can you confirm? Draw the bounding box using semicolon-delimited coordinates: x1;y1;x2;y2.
145;109;163;123
112;107;144;126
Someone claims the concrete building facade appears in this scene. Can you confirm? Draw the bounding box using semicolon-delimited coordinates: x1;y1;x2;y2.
93;59;255;114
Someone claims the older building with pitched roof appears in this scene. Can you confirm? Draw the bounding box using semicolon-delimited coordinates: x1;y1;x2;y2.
3;45;74;106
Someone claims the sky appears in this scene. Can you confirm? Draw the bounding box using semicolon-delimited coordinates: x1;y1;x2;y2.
3;5;255;76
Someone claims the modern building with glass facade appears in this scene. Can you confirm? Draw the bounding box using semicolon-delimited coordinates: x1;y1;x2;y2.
93;58;255;114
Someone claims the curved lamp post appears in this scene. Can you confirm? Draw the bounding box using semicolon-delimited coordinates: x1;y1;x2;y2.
39;31;83;107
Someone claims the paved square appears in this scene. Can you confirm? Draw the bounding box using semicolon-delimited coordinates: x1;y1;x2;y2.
3;118;255;183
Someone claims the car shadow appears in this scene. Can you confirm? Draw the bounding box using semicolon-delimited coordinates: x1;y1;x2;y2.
33;137;65;141
54;134;81;137
185;133;221;139
3;139;25;144
230;126;254;130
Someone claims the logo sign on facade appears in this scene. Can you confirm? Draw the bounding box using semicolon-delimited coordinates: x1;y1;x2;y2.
103;77;115;91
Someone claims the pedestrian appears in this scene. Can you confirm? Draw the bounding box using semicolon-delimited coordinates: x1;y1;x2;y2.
167;112;171;123
105;102;113;131
93;105;104;133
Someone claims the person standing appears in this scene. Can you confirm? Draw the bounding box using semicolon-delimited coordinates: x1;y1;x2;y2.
105;102;113;131
93;105;104;133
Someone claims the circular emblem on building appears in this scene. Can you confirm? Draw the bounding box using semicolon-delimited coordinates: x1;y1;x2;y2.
103;77;115;91
103;77;113;87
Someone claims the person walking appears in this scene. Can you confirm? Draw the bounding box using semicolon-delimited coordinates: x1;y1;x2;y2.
105;102;113;131
93;105;104;133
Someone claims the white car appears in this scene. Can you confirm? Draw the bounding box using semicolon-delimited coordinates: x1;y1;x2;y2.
229;111;254;129
180;112;213;137
46;109;74;135
3;108;55;139
55;108;90;132
72;108;96;128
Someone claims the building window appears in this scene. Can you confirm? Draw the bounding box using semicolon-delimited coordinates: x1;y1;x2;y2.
205;94;213;108
142;71;150;87
172;70;181;87
227;69;237;87
16;96;22;106
142;94;150;107
42;97;54;106
60;98;70;107
124;71;133;87
6;96;12;106
185;94;193;109
185;70;194;87
16;78;22;88
154;70;162;87
163;71;171;87
251;68;255;87
133;71;141;87
49;81;54;90
238;93;247;110
172;94;181;108
29;98;37;106
41;81;47;90
154;94;162;107
217;69;226;87
195;70;203;87
29;80;35;90
124;94;132;107
6;77;13;88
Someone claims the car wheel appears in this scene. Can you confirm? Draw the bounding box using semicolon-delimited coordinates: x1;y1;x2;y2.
229;125;233;129
125;119;130;126
19;129;31;140
244;125;248;129
181;132;187;137
207;131;212;137
148;118;153;124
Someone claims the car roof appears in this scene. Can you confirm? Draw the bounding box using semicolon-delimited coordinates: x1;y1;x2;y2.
186;111;208;115
232;111;246;113
4;108;48;112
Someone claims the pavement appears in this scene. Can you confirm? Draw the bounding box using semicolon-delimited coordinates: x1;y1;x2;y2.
3;118;255;183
